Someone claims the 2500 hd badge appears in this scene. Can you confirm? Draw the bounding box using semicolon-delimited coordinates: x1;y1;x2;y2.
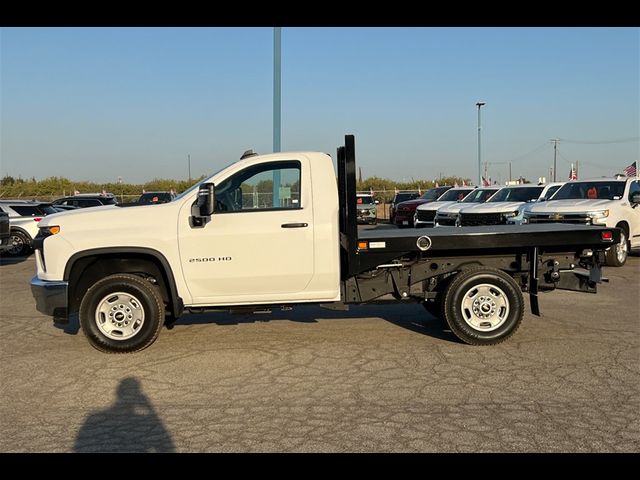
188;256;232;263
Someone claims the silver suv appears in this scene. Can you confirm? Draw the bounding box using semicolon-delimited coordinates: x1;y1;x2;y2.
0;200;60;256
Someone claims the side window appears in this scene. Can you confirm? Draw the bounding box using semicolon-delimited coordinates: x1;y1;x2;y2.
215;161;301;213
628;181;640;201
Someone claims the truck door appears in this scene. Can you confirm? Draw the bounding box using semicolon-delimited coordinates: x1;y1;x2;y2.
178;159;315;304
629;180;640;248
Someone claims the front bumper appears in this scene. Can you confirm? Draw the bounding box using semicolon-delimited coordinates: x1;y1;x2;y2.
31;276;68;317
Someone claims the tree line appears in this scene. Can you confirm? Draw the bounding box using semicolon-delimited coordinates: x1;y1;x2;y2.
0;174;471;203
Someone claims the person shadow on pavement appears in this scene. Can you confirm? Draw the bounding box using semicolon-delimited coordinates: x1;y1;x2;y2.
74;377;175;452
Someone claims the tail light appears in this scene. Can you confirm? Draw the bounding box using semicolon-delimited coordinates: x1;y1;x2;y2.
601;231;613;242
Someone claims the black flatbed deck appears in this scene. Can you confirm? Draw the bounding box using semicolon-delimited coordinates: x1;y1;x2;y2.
358;224;618;253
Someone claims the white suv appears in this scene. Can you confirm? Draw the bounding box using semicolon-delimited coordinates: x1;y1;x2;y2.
0;200;60;256
523;177;640;266
414;187;475;227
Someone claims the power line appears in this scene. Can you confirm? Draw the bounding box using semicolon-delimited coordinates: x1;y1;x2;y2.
499;141;550;164
559;137;639;145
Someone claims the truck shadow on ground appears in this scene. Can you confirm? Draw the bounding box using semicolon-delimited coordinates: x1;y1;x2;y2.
173;303;460;343
0;254;29;266
54;305;458;343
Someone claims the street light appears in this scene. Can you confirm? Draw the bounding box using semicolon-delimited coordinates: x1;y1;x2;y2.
476;102;486;186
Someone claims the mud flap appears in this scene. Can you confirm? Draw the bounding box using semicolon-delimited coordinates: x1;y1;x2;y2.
529;247;540;316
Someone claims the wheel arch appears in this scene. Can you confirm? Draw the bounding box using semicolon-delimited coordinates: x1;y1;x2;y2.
64;247;183;318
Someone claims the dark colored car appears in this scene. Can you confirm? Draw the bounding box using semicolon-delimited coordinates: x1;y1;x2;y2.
0;211;10;253
389;192;420;224
393;186;453;227
52;194;117;209
137;191;176;204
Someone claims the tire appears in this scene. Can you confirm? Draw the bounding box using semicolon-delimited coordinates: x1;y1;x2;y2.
79;273;165;353
605;224;629;267
442;267;524;346
6;230;30;256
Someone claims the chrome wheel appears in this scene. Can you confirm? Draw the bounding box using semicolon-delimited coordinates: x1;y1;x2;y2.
460;283;510;332
616;230;628;264
95;292;145;341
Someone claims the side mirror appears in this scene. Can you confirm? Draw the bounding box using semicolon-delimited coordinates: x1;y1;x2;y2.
191;182;215;227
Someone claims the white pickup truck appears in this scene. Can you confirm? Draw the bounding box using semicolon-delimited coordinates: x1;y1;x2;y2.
523;177;640;266
31;136;621;353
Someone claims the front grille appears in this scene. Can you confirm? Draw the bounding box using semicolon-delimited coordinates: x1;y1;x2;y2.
416;210;436;222
460;212;504;226
436;216;457;226
527;214;590;225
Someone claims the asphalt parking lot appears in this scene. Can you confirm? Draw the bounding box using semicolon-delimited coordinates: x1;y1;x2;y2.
0;253;638;452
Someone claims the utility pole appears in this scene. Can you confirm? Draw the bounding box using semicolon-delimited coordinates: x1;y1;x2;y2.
575;160;579;180
551;139;559;182
509;161;512;182
476;102;486;186
188;154;191;183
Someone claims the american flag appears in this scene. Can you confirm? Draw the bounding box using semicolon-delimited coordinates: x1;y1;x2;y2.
569;164;577;180
482;176;491;187
623;161;637;177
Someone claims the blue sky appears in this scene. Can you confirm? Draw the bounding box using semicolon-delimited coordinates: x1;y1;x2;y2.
1;27;638;184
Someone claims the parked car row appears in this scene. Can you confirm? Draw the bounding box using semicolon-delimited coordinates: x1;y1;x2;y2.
0;191;177;257
399;177;640;266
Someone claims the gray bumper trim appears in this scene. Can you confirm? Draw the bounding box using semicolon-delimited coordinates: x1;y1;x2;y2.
31;276;68;317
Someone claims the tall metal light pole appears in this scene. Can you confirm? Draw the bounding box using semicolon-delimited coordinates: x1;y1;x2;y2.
273;27;282;207
273;27;282;153
476;102;486;186
188;154;191;183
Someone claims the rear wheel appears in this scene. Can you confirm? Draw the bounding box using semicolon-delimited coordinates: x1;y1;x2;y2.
442;267;524;345
605;225;628;267
79;273;165;353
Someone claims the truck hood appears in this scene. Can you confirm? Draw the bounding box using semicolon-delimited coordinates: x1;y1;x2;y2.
38;202;178;231
437;202;471;214
459;201;526;214
396;198;431;208
416;200;457;212
525;199;614;213
357;204;376;210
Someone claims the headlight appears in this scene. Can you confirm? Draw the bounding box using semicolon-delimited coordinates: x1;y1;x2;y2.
587;210;609;218
503;210;520;218
587;210;609;225
370;208;376;214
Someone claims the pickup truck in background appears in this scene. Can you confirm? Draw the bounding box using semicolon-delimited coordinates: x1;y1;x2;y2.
414;187;475;227
457;183;562;227
434;187;500;226
524;177;640;266
31;135;620;353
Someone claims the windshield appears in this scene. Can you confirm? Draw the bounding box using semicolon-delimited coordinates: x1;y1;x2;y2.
393;192;419;203
544;184;562;200
552;181;626;200
488;186;543;203
173;162;235;202
438;188;474;202
462;188;498;203
357;195;374;205
421;187;450;201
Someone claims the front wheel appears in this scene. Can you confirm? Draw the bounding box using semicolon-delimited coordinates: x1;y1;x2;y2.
6;230;30;256
605;225;628;267
442;267;524;345
79;273;165;353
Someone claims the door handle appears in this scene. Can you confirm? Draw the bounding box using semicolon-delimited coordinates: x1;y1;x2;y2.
281;222;308;228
